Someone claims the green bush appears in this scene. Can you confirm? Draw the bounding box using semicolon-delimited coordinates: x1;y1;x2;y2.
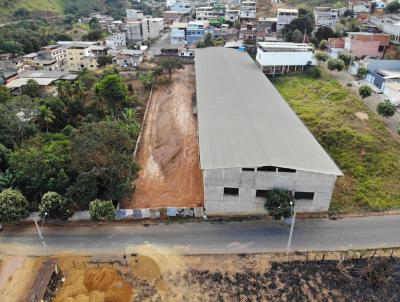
39;191;72;220
377;100;397;118
0;189;29;222
359;85;372;98
264;189;294;219
308;66;322;78
357;67;367;79
89;199;115;221
315;51;328;63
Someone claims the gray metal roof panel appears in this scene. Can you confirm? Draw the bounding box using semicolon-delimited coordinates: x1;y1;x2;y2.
195;47;342;175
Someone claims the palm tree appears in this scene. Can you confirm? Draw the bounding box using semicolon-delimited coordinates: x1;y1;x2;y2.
37;106;55;132
122;108;140;137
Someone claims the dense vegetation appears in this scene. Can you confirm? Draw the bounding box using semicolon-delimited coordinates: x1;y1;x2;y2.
0;68;142;222
273;72;400;213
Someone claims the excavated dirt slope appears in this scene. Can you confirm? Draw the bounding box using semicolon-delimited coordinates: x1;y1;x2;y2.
125;65;204;209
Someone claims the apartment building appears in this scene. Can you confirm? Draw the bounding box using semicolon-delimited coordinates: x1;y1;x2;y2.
186;21;207;45
163;11;189;24
105;33;127;48
225;9;240;23
142;17;164;40
276;8;298;31
126;21;143;41
126;9;144;22
196;7;215;21
65;44;102;72
170;22;187;44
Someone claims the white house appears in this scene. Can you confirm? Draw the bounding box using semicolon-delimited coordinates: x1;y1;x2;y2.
170;22;187;44
240;1;256;22
256;42;316;76
196;7;215;21
126;9;144;22
105;33;127;48
313;7;340;28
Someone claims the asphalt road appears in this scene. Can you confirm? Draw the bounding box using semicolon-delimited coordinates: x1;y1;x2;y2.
0;215;399;256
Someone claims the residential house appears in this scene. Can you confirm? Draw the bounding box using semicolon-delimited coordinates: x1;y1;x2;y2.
345;32;390;58
240;0;256;23
370;14;400;45
196;7;216;21
0;61;18;85
276;8;298;31
114;49;144;67
225;9;240;23
170;2;192;13
142;17;164;40
126;21;143;41
366;59;400;105
313;7;340;28
105;33;127;48
65;43;106;72
256;42;316;76
126;9;144;22
163;11;190;24
195;47;342;215
186;21;208;45
170;22;187;44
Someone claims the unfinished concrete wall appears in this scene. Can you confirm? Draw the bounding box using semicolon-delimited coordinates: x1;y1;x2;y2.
204;168;337;216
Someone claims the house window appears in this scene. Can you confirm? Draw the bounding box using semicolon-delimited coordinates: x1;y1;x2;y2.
257;166;276;172
224;187;239;196
256;190;270;198
294;192;314;200
278;167;296;173
242;168;255;171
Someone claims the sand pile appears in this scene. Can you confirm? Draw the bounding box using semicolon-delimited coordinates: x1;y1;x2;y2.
55;266;133;302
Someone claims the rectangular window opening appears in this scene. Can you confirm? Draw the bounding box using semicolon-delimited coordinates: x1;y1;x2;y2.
294;192;314;200
242;167;255;171
224;187;239;196
256;190;270;198
257;166;276;172
278;167;296;173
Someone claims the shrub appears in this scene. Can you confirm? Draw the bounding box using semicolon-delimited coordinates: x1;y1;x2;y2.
357;67;367;79
308;66;322;78
397;128;400;135
359;85;372;98
0;189;29;222
318;39;327;50
377;100;397;118
39;192;72;220
89;199;116;221
264;189;294;219
338;52;352;66
315;51;328;63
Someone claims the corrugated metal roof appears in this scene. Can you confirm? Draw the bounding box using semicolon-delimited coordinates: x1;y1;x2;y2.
195;47;342;176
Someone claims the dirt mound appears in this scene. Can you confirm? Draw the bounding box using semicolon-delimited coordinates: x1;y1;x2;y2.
130;256;161;281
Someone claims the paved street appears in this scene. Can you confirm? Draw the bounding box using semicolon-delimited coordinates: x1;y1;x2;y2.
0;215;399;256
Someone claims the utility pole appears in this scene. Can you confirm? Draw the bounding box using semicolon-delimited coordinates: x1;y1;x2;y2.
34;217;49;257
286;201;296;256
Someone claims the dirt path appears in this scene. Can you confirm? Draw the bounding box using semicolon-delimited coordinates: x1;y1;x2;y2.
124;65;204;208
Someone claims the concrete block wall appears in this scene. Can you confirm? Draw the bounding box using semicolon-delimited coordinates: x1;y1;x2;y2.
204;168;337;215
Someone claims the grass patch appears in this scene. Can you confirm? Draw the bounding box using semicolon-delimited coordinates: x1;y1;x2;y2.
272;72;400;213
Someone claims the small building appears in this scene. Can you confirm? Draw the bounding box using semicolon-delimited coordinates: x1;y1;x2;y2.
126;21;143;41
105;33;127;48
196;7;215;21
65;43;103;72
366;59;400;105
170;2;192;14
276;8;298;32
126;9;144;22
114;49;144;67
370;14;400;45
258;17;277;33
225;9;240;23
313;7;340;28
0;61;18;85
142;17;164;40
195;47;342;215
345;32;390;58
186;21;207;45
256;42;316;76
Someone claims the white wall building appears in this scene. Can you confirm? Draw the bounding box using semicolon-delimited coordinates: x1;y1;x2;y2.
371;15;400;45
276;8;298;31
240;0;256;22
170;22;187;44
256;42;316;76
313;7;340;28
225;9;240;23
170;2;192;13
195;47;342;216
126;21;143;41
142;17;164;40
196;7;215;21
105;33;127;48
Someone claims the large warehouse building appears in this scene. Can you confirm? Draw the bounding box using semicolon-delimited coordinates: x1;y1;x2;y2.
195;47;342;215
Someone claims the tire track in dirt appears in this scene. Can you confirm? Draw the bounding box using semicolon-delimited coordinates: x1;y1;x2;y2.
124;65;204;208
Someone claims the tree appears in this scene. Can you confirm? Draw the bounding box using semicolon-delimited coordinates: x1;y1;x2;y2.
281;11;314;41
359;85;372;98
357;67;367;79
9;135;72;203
338;52;352;66
377;100;397;117
95;74;128;111
98;55;113;67
39;191;72;220
159;59;184;78
22;79;40;98
0;189;29;222
318;39;327;50
264;189;294;219
69;121;139;206
336;59;345;71
315;27;336;43
139;72;155;90
37;106;55;132
386;2;400;13
0;143;11;172
0;86;12;104
78;69;97;90
89;17;101;30
315;51;329;63
343;9;353;18
0;169;15;190
89;199;115;221
0;96;38;148
327;58;345;72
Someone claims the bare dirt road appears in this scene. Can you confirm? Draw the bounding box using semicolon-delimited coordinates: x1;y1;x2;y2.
124;65;204;209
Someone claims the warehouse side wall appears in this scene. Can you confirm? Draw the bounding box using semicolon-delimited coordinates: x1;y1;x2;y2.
203;168;337;215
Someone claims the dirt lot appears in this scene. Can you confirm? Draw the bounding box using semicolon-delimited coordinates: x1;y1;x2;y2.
124;65;204;209
1;247;399;302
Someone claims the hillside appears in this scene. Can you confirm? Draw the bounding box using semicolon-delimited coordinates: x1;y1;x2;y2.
0;0;110;18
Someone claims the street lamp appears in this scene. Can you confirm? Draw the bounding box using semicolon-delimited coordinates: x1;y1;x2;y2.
286;201;296;256
34;215;49;257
